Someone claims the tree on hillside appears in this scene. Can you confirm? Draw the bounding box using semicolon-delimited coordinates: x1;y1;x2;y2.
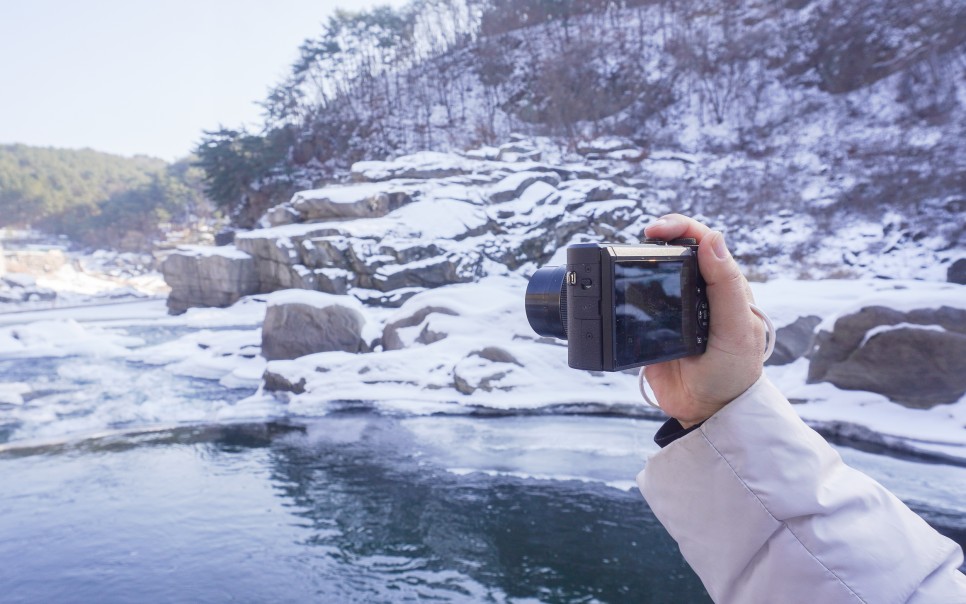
0;144;214;251
0;144;165;227
193;0;966;227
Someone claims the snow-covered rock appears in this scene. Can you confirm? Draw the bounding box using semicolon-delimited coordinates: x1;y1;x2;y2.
382;305;459;351
261;289;369;361
766;315;821;366
162;245;260;314
488;171;560;203
351;151;487;182
162;139;962;321
263;183;416;226
808;298;966;408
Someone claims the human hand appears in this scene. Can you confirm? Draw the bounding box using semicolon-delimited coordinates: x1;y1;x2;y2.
642;214;765;428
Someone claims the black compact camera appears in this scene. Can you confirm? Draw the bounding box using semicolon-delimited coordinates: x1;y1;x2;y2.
525;239;709;371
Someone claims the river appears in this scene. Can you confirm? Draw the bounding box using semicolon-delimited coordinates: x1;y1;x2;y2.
0;306;963;602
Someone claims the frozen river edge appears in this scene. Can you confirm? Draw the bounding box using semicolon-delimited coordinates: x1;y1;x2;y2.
1;284;965;466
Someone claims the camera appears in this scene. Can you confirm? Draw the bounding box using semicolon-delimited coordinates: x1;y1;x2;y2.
525;239;709;371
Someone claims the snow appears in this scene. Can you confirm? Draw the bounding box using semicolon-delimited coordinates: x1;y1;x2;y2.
0;319;143;359
293;182;400;204
489;171;558;202
860;323;947;347
2;268;964;463
0;382;31;405
516;181;557;205
813;283;966;333
266;288;365;312
351;151;487;181
386;198;489;239
173;245;252;261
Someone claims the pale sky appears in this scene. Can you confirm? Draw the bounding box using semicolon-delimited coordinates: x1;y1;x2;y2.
0;0;407;161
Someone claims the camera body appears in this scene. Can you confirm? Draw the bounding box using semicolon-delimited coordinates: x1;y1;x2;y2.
526;239;709;371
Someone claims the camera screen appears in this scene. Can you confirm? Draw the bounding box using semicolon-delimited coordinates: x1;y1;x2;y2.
614;260;686;367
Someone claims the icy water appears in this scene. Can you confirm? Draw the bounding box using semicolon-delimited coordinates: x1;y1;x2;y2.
0;418;710;603
0;310;964;602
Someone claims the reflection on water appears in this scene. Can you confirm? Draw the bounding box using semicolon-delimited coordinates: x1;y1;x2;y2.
2;415;964;602
0;418;710;603
270;417;708;603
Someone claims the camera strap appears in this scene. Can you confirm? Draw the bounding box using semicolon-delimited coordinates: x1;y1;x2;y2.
638;304;776;409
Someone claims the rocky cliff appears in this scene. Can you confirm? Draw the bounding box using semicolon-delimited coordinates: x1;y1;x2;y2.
164;137;963;313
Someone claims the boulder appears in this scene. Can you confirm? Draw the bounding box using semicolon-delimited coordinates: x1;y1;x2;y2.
262;367;307;394
807;305;966;407
948;258;966;284
261;290;368;360
162;246;260;314
766;315;821;366
311;268;352;295
214;229;236;246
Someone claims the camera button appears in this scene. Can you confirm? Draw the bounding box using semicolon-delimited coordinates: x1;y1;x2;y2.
698;301;710;328
574;297;599;318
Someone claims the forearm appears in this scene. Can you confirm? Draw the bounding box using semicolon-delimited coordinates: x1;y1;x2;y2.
638;376;966;604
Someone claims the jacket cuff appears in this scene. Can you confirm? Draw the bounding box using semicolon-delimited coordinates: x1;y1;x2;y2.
654;418;704;447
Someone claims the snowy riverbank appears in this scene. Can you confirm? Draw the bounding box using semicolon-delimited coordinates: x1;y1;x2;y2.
1;276;963;464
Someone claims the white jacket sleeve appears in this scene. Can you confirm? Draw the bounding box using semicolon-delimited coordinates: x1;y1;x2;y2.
637;376;966;604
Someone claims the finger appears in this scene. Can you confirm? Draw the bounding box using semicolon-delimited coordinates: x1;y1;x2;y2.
643;213;713;243
698;231;761;354
644;214;756;301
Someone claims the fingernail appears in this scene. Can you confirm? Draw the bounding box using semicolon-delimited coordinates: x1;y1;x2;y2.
712;231;729;259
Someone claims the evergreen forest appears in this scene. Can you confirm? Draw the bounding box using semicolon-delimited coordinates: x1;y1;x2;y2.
0;144;211;250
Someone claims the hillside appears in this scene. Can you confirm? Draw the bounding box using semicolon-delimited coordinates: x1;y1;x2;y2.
197;0;966;241
0;145;212;250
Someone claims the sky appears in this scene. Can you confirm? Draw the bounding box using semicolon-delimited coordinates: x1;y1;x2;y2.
0;0;407;161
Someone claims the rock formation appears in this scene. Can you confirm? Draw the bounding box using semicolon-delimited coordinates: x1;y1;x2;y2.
766;315;821;366
162;246;260;314
808;305;966;408
162;141;653;314
261;290;369;361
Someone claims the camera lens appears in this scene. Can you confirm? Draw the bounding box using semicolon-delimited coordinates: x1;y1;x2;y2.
525;265;568;340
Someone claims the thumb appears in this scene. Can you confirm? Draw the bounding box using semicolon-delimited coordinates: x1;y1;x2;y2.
697;231;759;353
